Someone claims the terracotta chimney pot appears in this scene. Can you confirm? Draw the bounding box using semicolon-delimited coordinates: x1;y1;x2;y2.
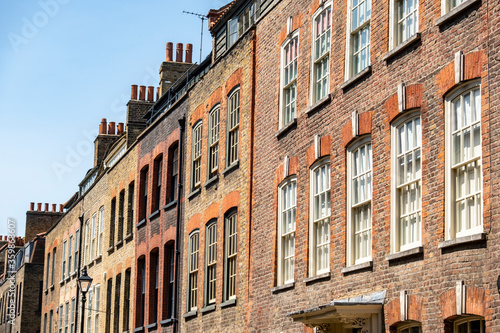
139;86;146;100
166;42;173;61
52;204;56;212
147;86;154;101
176;43;183;62
37;203;42;211
30;202;34;211
117;123;124;135
44;203;49;211
59;204;64;213
108;122;116;135
131;85;138;100
186;44;193;63
99;118;107;135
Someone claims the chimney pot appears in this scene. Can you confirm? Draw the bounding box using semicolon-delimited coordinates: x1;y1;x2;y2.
3;236;6;241
176;43;183;62
52;204;56;212
117;123;124;135
166;42;173;61
59;204;63;213
37;203;42;211
99;118;107;135
156;87;160;100
108;122;116;135
131;85;138;100
147;86;154;101
30;202;34;211
139;86;146;100
44;203;49;211
186;44;193;63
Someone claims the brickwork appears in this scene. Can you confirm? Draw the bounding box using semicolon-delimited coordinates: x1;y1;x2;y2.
180;28;255;333
133;93;188;333
248;0;499;331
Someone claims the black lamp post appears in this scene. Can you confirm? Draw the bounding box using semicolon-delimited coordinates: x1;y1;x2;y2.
77;268;93;333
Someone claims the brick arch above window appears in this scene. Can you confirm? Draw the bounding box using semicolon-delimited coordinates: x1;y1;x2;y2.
225;68;243;95
187;214;201;235
440;284;486;321
206;88;222;112
276;156;299;185
436;50;484;96
190;104;204;126
203;203;219;224
385;294;424;329
385;83;423;124
342;111;373;147
222;191;240;214
278;13;304;46
306;135;331;168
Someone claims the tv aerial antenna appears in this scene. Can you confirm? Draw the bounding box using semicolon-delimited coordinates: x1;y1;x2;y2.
183;11;207;63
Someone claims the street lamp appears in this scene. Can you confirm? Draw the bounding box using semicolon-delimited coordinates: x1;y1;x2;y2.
78;268;93;333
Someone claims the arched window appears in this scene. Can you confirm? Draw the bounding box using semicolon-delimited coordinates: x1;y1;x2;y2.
311;2;332;103
453;316;485;333
226;89;240;166
208;105;220;179
187;231;199;311
191;122;203;190
224;210;238;301
278;178;297;285
280;34;299;128
205;220;217;306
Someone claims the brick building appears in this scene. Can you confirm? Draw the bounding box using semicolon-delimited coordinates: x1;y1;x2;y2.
244;0;499;330
132;43;195;333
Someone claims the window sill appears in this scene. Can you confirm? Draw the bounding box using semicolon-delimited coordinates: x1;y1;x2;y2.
304;271;331;284
44;289;48;294
200;304;216;314
205;175;219;189
187;188;201;200
276;118;297;139
383;33;421;62
385;246;423;261
271;282;294;294
163;200;177;211
107;246;115;254
132;327;144;333
220;298;237;309
49;284;54;291
305;94;331;115
340;66;372;90
70;271;76;278
115;240;123;248
59;280;65;286
145;323;157;330
223;161;239;176
436;0;481;26
65;275;71;283
183;310;197;319
159;318;174;326
438;233;486;249
341;260;373;274
136;219;146;229
124;233;133;241
148;210;160;221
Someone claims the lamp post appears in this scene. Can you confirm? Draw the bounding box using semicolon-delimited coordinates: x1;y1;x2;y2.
77;268;93;333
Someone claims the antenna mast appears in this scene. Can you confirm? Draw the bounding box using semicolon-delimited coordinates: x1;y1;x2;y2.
182;11;207;63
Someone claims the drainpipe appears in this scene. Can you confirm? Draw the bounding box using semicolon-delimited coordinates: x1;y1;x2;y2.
173;116;185;333
75;207;84;333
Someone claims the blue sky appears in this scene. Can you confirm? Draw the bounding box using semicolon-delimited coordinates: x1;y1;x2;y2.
0;0;223;237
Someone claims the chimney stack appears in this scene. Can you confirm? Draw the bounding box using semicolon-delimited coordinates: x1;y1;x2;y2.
139;86;146;100
166;42;173;61
131;85;138;100
108;122;116;135
37;203;42;211
186;44;193;63
99;118;107;135
117;123;124;135
30;202;34;211
147;86;154;101
176;43;183;62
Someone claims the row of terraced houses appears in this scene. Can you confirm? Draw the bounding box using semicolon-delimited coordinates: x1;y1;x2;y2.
2;0;499;331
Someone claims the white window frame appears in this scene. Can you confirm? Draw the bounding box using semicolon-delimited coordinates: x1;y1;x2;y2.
224;211;237;301
74;229;79;274
277;177;296;285
98;206;104;256
191;122;203;190
187;231;199;311
441;0;467;15
345;0;372;79
453;316;485;333
445;81;482;240
205;221;217;305
67;235;73;277
310;2;332;104
61;240;67;281
347;137;373;266
208;105;220;178
309;159;331;277
227;89;240;166
279;31;299;129
389;0;418;50
391;111;422;253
